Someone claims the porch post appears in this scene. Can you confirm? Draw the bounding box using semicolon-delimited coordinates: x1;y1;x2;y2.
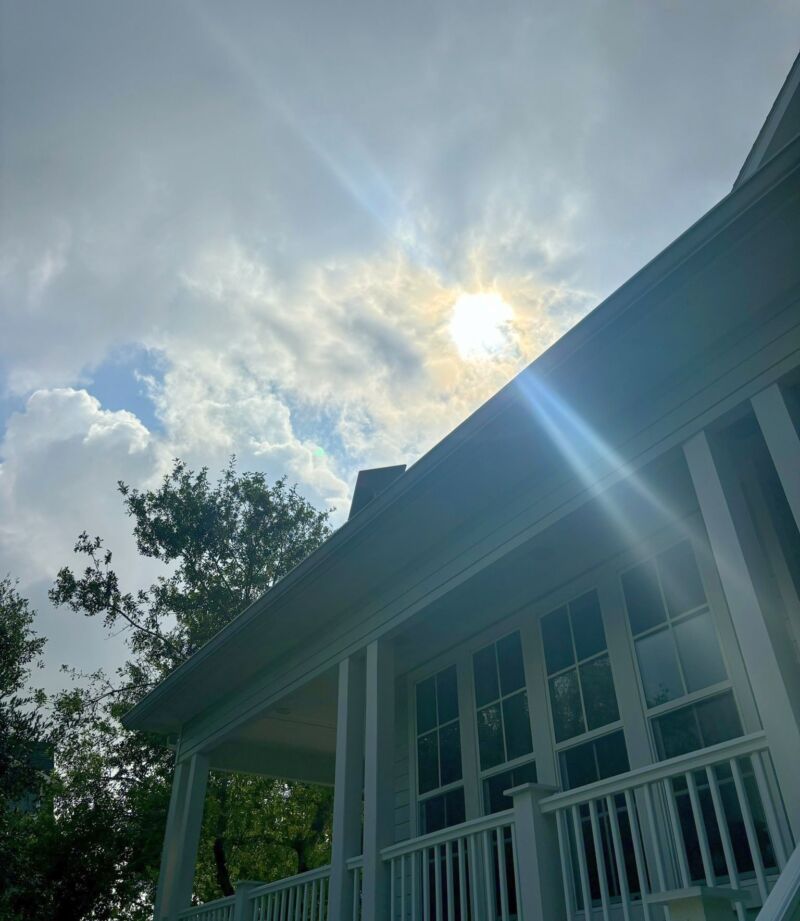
506;783;564;921
361;638;395;921
751;383;800;531
328;655;366;921
154;754;190;921
156;752;210;921
684;431;800;833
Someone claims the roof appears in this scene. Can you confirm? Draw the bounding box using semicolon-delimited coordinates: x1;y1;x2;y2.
735;51;800;190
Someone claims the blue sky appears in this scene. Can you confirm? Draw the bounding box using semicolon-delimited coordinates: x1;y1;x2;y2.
1;0;798;691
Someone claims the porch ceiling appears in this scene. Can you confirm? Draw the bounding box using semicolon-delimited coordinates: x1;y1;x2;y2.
207;668;338;786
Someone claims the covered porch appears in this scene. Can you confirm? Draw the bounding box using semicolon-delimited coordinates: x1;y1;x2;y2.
151;374;800;921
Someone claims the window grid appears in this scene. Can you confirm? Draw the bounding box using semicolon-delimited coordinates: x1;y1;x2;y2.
543;596;622;753
622;542;734;717
474;634;534;776
621;539;744;761
415;668;463;805
472;631;536;815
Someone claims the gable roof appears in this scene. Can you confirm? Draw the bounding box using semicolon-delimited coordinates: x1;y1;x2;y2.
734;51;800;190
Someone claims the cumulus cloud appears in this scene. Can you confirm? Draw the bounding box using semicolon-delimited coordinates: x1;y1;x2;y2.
0;390;167;688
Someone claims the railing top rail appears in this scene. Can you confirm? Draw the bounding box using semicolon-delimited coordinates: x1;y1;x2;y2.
247;865;331;899
381;809;514;861
346;854;364;871
540;731;768;814
178;895;236;918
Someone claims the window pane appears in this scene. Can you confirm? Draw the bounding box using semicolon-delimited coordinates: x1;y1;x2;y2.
503;691;533;761
542;607;574;674
497;632;526;695
473;645;499;707
420;794;446;833
635;628;683;707
659;540;706;618
484;770;514;814
571;591;607;661
416;676;437;733
437;666;459;724
622;561;666;635
444;788;466;828
674;611;727;693
653;704;702;760
418;730;439;794
549;669;585;742
696;692;742;749
420;788;466;834
579;654;620;730
477;703;505;770
594;731;630;780
439;721;463;786
560;740;599;790
483;762;538;814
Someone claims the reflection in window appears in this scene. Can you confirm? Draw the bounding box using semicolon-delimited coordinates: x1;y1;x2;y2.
542;590;621;743
559;730;630;790
473;631;536;813
416;666;465;831
483;761;538;814
652;691;742;760
621;540;743;760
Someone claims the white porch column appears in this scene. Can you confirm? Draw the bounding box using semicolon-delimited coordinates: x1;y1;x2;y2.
155;752;210;921
361;638;395;921
506;783;564;921
684;431;800;833
154;755;190;921
751;383;800;532
328;655;366;921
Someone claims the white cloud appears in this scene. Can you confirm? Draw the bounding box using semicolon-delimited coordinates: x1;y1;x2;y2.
1;0;799;688
0;389;166;689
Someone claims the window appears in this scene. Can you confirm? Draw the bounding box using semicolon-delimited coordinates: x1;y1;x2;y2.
415;665;466;833
559;730;629;791
472;631;537;813
621;540;743;759
542;589;628;791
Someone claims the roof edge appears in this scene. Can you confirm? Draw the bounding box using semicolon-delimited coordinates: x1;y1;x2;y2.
734;51;800;191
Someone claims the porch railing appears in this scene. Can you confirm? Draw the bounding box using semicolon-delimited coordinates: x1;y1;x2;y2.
380;810;520;921
539;732;794;921
178;894;236;921
347;854;364;921
248;866;331;921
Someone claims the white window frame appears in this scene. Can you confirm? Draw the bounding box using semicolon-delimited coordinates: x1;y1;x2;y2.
538;584;628;789
618;531;752;760
411;661;467;834
469;627;538;813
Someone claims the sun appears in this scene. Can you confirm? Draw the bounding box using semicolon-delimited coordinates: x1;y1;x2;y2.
449;291;514;360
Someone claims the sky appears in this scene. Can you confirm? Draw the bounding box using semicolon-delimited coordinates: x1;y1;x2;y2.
1;0;799;693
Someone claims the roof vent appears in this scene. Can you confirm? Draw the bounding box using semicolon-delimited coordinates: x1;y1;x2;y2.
348;465;407;520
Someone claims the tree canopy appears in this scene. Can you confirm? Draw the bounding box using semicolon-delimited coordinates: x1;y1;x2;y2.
3;459;334;921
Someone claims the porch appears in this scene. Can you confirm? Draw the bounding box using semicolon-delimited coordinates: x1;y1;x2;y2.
155;375;800;921
176;732;794;921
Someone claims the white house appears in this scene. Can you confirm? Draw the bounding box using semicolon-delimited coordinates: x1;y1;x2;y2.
124;53;800;921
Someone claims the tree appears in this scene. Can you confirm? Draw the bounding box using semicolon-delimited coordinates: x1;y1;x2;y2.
39;459;333;920
0;578;48;920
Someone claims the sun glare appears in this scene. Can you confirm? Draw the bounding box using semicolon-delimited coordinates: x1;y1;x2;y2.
449;291;514;360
